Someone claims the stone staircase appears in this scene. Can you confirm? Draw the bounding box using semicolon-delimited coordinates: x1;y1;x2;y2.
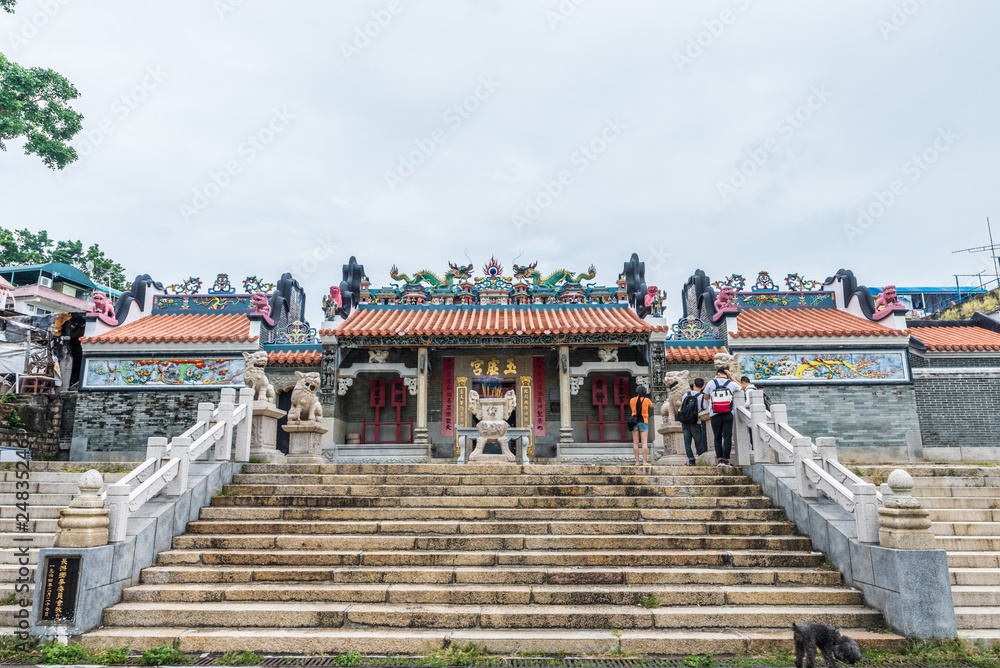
858;465;1000;645
82;464;899;656
0;464;131;634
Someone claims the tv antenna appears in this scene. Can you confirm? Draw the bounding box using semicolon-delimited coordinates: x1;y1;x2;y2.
953;217;1000;286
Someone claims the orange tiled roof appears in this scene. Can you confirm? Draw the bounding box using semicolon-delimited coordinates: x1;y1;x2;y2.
909;325;1000;352
268;349;322;365
731;308;908;339
82;314;257;344
323;304;660;338
664;346;725;363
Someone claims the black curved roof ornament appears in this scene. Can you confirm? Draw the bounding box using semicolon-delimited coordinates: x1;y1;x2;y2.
823;268;878;319
113;274;163;322
267;273;304;328
682;269;718;321
622;253;649;318
339;256;364;318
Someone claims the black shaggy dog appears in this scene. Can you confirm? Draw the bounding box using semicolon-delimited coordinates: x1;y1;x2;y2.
792;622;862;668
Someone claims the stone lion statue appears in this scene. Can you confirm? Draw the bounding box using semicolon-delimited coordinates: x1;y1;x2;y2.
661;369;692;427
714;285;736;312
242;350;275;404
288;371;323;424
90;291;116;319
714;352;741;378
876;285;901;311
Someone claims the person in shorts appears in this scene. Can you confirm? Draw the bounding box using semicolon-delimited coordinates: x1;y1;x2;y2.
630;385;653;466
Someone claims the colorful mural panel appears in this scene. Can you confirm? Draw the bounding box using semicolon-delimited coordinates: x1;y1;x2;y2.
734;291;836;309
83;357;245;389
153;295;257;312
738;350;908;383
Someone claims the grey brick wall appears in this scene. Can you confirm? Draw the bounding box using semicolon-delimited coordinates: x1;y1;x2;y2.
926;356;1000;368
914;374;1000;448
72;390;212;453
760;384;919;451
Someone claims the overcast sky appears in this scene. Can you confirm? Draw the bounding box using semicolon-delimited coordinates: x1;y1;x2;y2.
2;1;998;321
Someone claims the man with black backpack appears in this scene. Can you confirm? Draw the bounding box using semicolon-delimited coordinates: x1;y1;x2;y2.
703;367;741;468
678;377;707;466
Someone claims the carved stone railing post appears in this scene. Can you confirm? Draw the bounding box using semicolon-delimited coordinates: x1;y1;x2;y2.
215;391;235;462
817;436;837;464
54;470;110;548
792;437;816;498
146;437;167;472
748;393;768;463
878;469;936;549
732;390;751;466
105;483;131;543
196;401;214;441
854;481;880;543
234;387;254;462
166;438;191;497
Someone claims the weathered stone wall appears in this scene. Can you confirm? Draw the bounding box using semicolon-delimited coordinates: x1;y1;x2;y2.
913;368;1000;455
759;383;919;460
71;390;214;457
0;394;68;460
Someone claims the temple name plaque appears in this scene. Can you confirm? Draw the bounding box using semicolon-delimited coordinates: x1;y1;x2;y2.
39;555;81;624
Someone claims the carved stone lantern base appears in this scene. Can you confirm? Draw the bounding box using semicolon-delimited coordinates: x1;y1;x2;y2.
877;506;937;550
54;469;110;548
250;401;287;463
54;507;111;548
283;422;329;465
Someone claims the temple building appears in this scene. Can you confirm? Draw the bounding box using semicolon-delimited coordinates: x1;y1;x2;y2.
69;272;315;459
318;255;669;464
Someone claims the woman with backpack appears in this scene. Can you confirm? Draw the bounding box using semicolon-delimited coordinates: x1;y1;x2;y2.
629;385;653;466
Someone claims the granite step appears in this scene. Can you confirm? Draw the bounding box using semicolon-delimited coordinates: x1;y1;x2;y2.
903;497;1000;510
0;493;77;506
0;482;82;495
197;506;788;522
951;568;1000;586
155;549;825;569
951;586;1000;607
79;626;905;655
955;606;1000;630
912;487;1000;498
209;495;775;509
928;508;1000;522
121;582;864;606
140;565;841;586
0;518;59;533
948;552;1000;568
231;474;755;486
934;536;1000;551
932;522;1000;537
0;505;66;520
0;551;39;567
170;533;813;552
0;533;54;549
182;519;797;537
101;601;882;630
219;483;764;498
238;464;746;476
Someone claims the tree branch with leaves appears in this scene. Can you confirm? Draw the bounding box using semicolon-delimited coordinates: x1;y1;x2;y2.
0;0;83;169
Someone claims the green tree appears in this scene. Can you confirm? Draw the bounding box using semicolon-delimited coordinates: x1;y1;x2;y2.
0;1;83;170
0;226;129;291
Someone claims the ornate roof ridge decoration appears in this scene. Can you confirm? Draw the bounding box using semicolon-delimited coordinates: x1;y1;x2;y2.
273;320;319;345
670;316;716;341
244;276;276;294
712;271;825;293
367;258;625;308
166;277;202;295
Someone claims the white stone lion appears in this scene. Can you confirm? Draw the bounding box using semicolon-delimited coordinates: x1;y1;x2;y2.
242;351;275;404
288;371;323;424
661;369;692;427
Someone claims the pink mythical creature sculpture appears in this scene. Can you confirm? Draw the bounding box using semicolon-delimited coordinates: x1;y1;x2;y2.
876;285;901;311
644;286;658;307
251;292;273;325
329;286;342;309
714;285;736;312
322;286;343;319
88;292;118;325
